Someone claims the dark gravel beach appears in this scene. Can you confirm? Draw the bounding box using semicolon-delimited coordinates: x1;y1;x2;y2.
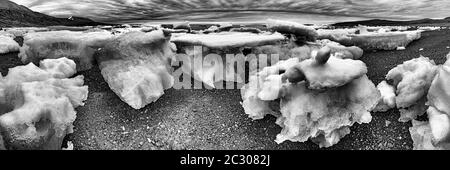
1;29;450;150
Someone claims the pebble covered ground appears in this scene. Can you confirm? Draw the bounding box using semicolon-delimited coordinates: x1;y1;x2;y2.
1;29;449;150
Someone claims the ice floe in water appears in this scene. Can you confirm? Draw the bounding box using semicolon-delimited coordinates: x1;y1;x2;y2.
96;30;175;109
19;30;114;71
0;57;88;150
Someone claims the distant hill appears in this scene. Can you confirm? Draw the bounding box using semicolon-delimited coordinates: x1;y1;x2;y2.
0;0;106;27
332;18;450;27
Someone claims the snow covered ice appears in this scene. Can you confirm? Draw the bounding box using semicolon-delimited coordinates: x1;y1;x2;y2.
96;30;175;109
0;58;88;150
19;30;114;71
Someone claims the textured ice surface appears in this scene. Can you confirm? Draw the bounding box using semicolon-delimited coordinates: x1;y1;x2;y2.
276;75;380;147
96;30;175;109
410;120;444;150
374;81;396;112
386;57;438;122
0;58;88;150
19;30;114;71
297;55;368;90
266;19;318;42
241;58;299;120
241;56;379;147
1;27;50;38
171;32;286;49
0;35;20;54
317;28;422;51
316;39;364;60
428;56;450;117
426;55;450;145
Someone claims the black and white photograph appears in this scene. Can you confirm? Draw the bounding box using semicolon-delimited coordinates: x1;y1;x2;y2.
1;0;450;159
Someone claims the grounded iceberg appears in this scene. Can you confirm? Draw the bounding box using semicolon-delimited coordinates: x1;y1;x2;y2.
317;27;422;51
386;57;438;122
241;46;380;147
0;57;88;150
19;30;114;71
411;54;450;149
96;30;175;109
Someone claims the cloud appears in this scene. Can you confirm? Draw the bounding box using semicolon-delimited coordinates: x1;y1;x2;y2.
9;0;450;22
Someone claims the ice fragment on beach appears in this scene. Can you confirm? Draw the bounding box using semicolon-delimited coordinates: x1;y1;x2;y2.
96;30;175;109
386;57;438;122
426;55;450;145
410;120;444;150
241;52;379;147
266;19;318;42
318;28;421;51
170;32;285;49
296;53;367;90
18;30;113;71
374;81;396;112
241;58;299;120
0;35;20;54
0;58;87;150
276;75;380;147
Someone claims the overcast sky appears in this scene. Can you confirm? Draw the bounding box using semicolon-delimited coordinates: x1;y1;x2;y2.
10;0;450;22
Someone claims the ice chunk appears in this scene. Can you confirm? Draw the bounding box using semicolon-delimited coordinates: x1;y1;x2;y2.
410;120;444;150
386;57;438;121
387;57;438;122
39;57;77;79
0;76;87;150
427;56;450;117
427;107;450;144
426;54;450;145
170;32;286;49
18;30;114;71
0;58;87;150
386;57;437;108
374;81;396;112
316;39;363;60
276;75;380;147
294;51;368;90
318;29;421;51
173;21;191;31
0;35;20;54
317;28;358;40
241;58;299;120
346;31;422;51
96;30;175;109
398;96;428;122
266;19;318;42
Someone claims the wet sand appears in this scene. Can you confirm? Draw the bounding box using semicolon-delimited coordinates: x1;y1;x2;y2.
1;29;449;150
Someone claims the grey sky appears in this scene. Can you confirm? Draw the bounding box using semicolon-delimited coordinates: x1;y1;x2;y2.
10;0;450;22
